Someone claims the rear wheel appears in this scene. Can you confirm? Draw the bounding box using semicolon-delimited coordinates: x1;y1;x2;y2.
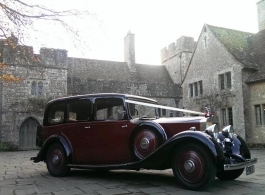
46;143;70;177
133;129;159;159
172;142;216;190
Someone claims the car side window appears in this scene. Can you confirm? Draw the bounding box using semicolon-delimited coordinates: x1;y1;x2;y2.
48;101;65;125
67;99;92;122
95;98;125;120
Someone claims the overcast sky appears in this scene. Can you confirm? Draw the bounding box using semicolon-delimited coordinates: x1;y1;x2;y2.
29;0;259;65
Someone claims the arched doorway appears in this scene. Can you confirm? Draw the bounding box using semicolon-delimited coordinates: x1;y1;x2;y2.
19;117;40;150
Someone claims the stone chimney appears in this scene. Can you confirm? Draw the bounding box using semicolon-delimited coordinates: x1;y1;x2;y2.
124;31;136;72
257;0;265;31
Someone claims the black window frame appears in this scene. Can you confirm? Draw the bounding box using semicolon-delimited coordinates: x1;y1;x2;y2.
189;83;193;97
255;104;262;125
66;98;93;122
199;80;203;95
219;74;225;90
94;97;126;121
221;107;233;127
45;100;66;126
219;72;232;90
189;80;203;98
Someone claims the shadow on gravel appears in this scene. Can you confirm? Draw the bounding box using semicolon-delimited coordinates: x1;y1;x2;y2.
69;169;176;184
61;169;183;189
56;168;260;191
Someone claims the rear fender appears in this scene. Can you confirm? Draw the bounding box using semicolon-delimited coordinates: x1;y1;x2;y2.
33;135;72;163
136;121;168;141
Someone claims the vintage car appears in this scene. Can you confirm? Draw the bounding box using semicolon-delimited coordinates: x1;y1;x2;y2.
31;93;257;190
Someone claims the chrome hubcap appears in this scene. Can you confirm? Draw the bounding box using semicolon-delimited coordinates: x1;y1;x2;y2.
184;160;195;172
140;138;150;149
52;155;59;164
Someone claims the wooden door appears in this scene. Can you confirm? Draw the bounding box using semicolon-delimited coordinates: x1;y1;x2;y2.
19;117;40;150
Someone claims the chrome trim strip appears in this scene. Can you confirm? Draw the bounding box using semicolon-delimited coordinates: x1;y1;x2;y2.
224;158;257;171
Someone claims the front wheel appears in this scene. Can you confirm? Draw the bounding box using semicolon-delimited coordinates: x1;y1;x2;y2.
172;142;216;191
46;143;70;177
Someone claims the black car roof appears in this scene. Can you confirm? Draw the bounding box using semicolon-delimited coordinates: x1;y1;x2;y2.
47;93;157;105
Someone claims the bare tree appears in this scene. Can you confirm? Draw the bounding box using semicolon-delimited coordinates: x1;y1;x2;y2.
0;0;89;43
0;0;90;82
194;90;235;128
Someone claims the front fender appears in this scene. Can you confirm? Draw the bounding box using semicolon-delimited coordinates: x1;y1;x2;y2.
216;132;251;159
32;135;72;163
138;130;224;169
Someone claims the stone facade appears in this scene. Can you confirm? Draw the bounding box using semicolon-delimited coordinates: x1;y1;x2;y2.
178;25;254;139
257;0;265;31
0;31;180;149
2;2;265;149
161;2;265;143
245;82;265;143
244;29;265;143
0;41;68;149
161;36;196;84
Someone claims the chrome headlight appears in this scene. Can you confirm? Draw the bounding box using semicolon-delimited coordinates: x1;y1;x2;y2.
222;125;234;138
205;124;218;138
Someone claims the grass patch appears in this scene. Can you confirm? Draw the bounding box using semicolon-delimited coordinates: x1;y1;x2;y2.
247;143;265;150
0;141;16;151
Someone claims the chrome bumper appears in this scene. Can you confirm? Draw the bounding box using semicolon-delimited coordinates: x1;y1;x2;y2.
224;158;257;171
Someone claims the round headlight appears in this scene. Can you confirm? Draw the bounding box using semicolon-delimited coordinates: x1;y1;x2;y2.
222;125;234;138
205;124;218;138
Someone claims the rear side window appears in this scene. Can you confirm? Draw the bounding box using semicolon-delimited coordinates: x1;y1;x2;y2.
48;101;65;125
67;99;92;122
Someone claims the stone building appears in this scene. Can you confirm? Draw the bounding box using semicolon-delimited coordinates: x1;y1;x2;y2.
67;32;181;108
0;31;180;150
163;0;265;143
180;24;257;140
244;0;265;143
0;36;68;150
1;1;265;150
161;36;196;84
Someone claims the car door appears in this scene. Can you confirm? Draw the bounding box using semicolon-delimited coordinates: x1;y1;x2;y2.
63;97;135;164
85;97;134;164
61;98;96;164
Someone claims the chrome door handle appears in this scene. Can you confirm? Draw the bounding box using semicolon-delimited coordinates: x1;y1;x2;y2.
122;125;127;128
85;126;90;129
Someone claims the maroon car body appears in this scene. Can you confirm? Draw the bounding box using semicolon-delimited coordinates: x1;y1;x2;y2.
31;93;257;191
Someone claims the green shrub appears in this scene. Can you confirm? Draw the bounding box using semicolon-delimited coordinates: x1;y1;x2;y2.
247;143;265;150
0;141;15;151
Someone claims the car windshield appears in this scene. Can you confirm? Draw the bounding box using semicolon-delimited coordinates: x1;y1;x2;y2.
128;102;158;119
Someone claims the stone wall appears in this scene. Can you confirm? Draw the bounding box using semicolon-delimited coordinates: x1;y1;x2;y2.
67;57;181;116
181;25;246;138
0;45;68;148
247;82;265;143
1;33;183;148
257;0;265;32
161;36;196;84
